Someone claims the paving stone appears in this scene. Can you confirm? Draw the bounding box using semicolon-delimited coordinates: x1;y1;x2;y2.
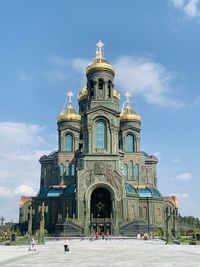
1;239;200;267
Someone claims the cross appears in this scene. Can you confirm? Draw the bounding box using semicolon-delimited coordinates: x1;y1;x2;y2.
125;92;131;104
38;202;48;215
67;91;74;103
96;40;105;59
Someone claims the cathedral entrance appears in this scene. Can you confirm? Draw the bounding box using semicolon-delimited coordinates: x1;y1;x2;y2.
90;187;112;235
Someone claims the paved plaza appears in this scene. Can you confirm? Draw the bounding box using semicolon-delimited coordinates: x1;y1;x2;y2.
0;239;200;267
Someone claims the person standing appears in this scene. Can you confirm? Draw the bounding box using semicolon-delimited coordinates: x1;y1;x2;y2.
64;238;69;253
31;237;35;250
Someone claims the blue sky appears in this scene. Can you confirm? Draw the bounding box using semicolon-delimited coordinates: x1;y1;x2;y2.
0;0;200;222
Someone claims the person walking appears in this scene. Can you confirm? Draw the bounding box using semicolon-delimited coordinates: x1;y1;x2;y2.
64;238;69;253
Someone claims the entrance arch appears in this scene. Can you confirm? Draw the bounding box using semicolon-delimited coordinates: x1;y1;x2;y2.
91;187;112;218
90;187;112;235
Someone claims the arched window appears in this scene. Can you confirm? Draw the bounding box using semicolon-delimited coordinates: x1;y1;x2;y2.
71;163;75;176
60;164;64;177
98;79;104;90
66;160;69;176
129;160;133;178
98;79;104;97
126;134;135;152
65;134;73;152
134;164;139;180
96;121;106;148
124;164;128;178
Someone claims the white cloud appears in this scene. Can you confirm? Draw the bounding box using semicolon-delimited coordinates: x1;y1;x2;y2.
14;185;37;196
176;172;192;180
170;0;185;7
0;121;55;221
114;56;183;108
170;0;200;18
0;122;45;152
52;54;183;108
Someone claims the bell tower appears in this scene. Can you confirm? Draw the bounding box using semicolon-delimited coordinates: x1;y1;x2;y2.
78;41;120;112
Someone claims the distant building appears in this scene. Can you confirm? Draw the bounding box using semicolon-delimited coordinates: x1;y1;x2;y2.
19;41;178;236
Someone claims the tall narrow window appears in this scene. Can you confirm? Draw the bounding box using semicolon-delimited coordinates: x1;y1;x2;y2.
60;164;64;176
129;160;133;178
90;80;94;98
96;121;105;148
65;134;73;152
66;160;69;176
98;79;104;90
124;164;128;178
108;80;112;98
98;79;104;97
71;163;75;176
134;164;139;180
126;134;134;152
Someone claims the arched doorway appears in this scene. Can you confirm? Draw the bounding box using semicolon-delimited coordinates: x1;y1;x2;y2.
90;187;112;235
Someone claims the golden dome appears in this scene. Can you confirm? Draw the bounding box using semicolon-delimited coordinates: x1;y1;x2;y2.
113;88;120;101
57;103;81;122
120;105;141;123
86;58;115;75
78;86;88;101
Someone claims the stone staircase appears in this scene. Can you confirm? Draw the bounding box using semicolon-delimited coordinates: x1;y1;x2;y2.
54;220;84;236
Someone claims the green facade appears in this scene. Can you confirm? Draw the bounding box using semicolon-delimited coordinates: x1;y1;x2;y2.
19;42;178;237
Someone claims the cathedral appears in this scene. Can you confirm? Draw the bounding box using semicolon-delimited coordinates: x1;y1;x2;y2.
19;41;178;237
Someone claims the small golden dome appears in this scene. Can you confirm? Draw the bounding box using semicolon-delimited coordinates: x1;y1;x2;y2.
113;88;120;101
120;105;141;123
57;103;81;122
78;86;88;101
86;58;115;75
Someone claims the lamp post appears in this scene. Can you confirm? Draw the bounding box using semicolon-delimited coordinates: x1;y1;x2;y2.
0;217;4;231
65;206;69;222
38;202;48;244
193;219;197;244
165;206;173;244
27;205;35;237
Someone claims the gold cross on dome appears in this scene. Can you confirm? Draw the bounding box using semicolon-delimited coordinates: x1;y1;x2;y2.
67;91;74;103
125;92;131;104
96;40;105;59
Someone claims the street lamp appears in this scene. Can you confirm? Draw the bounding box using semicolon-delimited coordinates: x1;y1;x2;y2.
165;206;173;244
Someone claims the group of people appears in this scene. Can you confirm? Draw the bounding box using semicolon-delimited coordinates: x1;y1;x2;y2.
28;237;69;253
137;233;148;240
95;231;109;240
29;231;151;254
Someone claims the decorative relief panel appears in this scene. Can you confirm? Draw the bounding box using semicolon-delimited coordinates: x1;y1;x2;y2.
81;161;122;190
94;161;106;175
